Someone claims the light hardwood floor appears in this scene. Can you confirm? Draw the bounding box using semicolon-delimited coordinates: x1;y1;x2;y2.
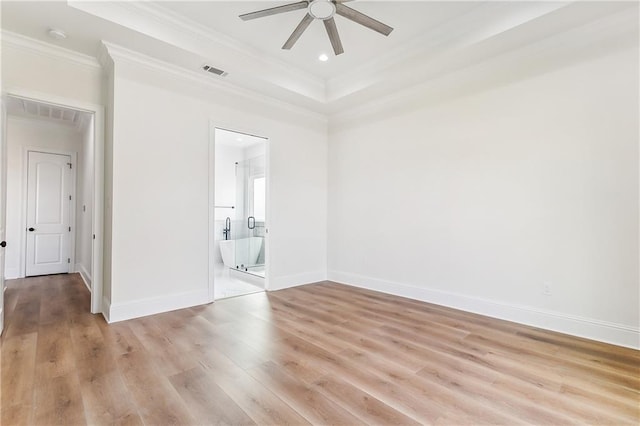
1;273;638;425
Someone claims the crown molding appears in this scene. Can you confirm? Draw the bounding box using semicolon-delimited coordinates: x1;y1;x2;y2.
68;0;326;103
130;2;325;91
325;1;572;102
1;30;101;70
328;6;638;131
102;41;327;125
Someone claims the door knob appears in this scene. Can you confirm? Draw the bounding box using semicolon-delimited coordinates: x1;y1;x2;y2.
0;241;6;248
28;227;35;232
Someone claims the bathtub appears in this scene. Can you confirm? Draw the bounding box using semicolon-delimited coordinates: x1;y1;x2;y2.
219;237;264;269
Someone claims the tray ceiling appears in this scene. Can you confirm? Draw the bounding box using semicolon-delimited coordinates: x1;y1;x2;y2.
1;1;637;117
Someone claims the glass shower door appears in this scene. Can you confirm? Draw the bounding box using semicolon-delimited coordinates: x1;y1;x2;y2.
247;175;265;277
234;160;250;271
234;159;265;276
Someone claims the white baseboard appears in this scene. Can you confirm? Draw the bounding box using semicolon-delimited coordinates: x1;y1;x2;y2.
269;270;326;291
75;263;92;292
328;270;640;350
102;296;111;323
107;289;209;323
4;267;21;280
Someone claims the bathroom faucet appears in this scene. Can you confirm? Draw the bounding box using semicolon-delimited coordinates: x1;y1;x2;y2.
223;217;231;240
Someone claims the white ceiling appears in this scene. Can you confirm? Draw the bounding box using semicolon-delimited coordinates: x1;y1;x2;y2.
1;1;638;117
6;95;91;129
157;1;481;80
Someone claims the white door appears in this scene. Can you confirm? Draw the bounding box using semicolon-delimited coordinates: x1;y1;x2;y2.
0;98;7;334
25;151;72;276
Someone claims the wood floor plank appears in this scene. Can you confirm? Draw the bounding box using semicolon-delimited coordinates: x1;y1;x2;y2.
1;275;638;426
75;369;143;426
4;300;40;339
34;321;76;381
96;321;145;357
38;293;68;325
169;366;256;426
337;347;519;425
247;361;366;426
195;345;313;425
1;332;38;415
116;350;197;425
209;363;312;425
312;374;422;425
0;403;32;426
32;373;86;426
127;317;203;377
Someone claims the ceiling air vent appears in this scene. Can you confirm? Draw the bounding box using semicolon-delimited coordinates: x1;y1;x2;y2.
202;65;228;77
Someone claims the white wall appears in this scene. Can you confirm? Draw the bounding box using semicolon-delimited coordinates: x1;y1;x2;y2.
4;117;83;279
1;34;103;105
328;47;639;348
102;56;115;308
214;143;244;222
105;46;328;321
2;32;103;305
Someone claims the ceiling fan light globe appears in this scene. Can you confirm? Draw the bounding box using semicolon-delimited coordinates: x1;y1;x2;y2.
308;0;336;20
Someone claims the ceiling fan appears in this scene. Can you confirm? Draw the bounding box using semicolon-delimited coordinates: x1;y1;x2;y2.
239;0;393;56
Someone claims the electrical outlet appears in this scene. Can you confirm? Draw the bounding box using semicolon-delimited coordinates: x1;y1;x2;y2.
543;282;552;296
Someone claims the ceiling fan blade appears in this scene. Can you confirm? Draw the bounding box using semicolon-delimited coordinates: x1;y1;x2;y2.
323;17;344;56
240;1;308;21
335;3;393;36
282;13;314;50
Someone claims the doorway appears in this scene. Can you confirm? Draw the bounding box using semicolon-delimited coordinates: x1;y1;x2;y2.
210;127;268;300
0;93;104;332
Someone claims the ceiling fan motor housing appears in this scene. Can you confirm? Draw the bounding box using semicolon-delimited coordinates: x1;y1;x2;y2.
239;0;393;56
308;0;336;20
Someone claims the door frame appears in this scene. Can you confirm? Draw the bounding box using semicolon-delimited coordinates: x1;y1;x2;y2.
3;88;105;315
0;97;6;335
208;122;271;302
22;149;77;277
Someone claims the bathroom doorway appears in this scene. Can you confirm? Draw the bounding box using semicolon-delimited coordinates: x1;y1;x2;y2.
211;127;268;300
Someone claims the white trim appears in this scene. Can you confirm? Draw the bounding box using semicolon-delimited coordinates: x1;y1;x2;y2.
21;148;77;278
328;6;638;129
264;139;271;292
208;123;215;303
91;111;105;316
209;123;271;300
0;30;101;70
102;296;111;323
270;270;327;292
75;262;92;292
102;42;327;125
107;289;210;323
4;267;19;280
124;2;323;91
328;270;640;350
0;98;5;337
69;1;324;101
4;89;105;316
